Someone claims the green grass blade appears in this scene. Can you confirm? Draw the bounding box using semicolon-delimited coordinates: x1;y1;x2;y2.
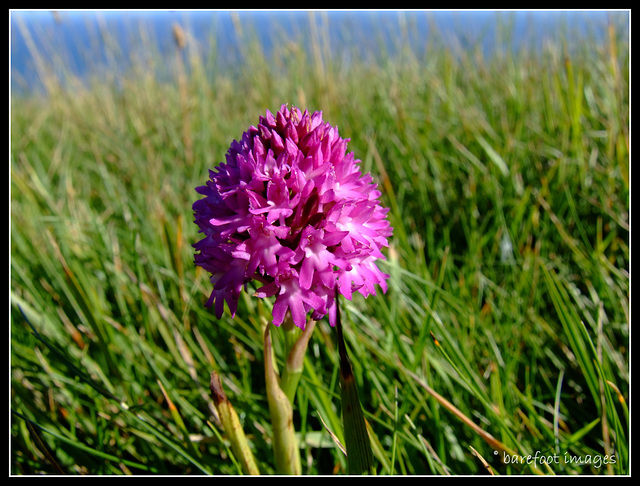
541;263;628;473
13;411;159;473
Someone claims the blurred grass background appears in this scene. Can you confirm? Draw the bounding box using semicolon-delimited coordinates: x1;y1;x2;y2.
11;10;629;475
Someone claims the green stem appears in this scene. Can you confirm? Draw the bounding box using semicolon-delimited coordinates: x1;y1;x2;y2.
264;324;302;475
280;318;316;403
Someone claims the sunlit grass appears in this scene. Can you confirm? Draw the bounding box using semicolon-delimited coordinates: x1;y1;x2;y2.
11;11;628;475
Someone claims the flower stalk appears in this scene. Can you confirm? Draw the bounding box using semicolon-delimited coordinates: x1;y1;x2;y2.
264;322;302;475
280;318;316;403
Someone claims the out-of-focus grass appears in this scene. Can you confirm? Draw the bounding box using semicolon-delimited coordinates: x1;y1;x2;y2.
11;11;628;475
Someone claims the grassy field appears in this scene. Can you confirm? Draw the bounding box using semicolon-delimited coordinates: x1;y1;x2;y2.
11;11;629;475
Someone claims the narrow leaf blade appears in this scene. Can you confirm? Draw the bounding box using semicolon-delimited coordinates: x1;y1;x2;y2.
335;288;374;475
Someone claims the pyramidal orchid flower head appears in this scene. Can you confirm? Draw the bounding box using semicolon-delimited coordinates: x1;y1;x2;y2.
193;104;393;330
